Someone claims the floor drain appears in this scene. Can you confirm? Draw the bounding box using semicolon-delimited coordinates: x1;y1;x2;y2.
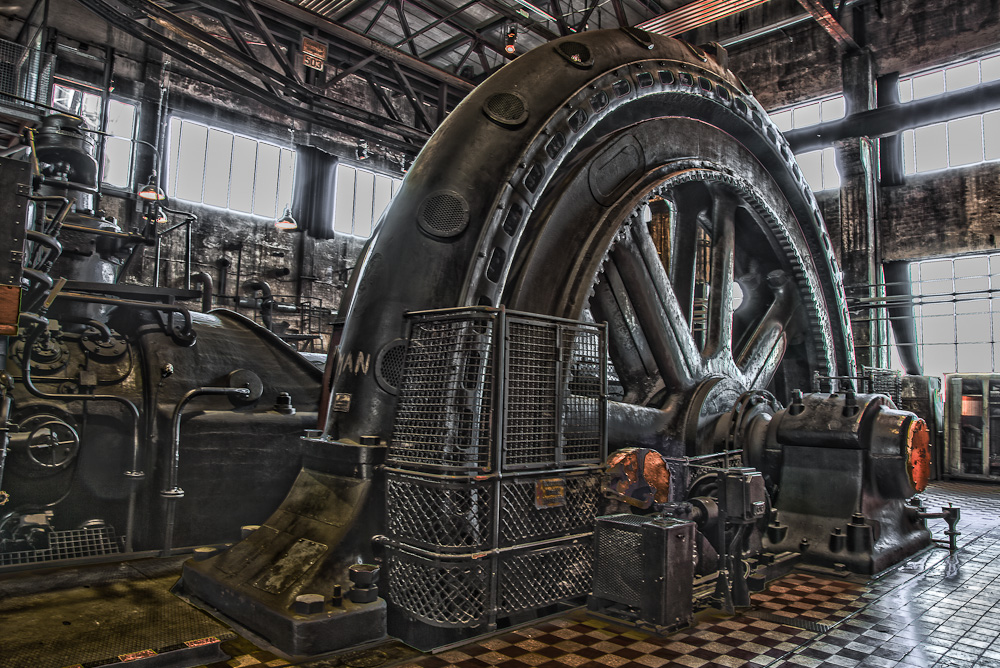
746;610;834;633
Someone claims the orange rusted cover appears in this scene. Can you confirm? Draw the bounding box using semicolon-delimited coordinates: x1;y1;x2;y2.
907;418;931;493
0;284;20;336
605;447;671;509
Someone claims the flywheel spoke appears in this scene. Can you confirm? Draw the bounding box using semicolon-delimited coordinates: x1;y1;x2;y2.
591;261;664;404
608;223;702;392
668;185;705;325
703;188;737;359
735;275;798;388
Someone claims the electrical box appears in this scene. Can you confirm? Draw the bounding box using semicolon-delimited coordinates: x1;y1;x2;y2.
944;374;1000;480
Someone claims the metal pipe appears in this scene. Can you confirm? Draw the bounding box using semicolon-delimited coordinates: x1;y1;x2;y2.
786;77;1000;152
161;386;250;555
53;291;196;344
59;316;112;341
19;313;144;551
191;272;214;312
244;280;274;331
59;223;145;242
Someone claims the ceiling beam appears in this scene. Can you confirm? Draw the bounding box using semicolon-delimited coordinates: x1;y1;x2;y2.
638;0;771;36
795;0;859;50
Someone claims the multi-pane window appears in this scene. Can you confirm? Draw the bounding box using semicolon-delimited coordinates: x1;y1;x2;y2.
333;163;402;237
909;253;1000;378
899;54;1000;174
166;117;295;219
51;82;137;189
769;95;846;191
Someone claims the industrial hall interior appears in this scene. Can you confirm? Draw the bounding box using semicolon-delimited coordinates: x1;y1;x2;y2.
5;0;1000;666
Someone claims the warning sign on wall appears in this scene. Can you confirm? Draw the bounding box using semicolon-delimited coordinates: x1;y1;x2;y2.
302;37;326;72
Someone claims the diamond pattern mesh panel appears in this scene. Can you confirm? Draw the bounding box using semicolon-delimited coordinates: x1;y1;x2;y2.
498;539;593;615
560;327;604;464
0;527;119;567
387;472;493;552
498;473;600;546
389;312;496;472
592;514;646;608
387;550;490;628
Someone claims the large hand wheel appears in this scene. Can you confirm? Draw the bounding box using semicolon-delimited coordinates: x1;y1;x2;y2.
326;28;856;451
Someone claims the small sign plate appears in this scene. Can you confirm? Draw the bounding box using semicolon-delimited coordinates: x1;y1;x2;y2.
535;478;566;509
302;37;327;71
333;392;351;412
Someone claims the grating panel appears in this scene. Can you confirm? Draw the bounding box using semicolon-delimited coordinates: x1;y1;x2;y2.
389;312;496;472
505;320;559;468
387;472;493;552
498;539;593;615
0;37;53;110
386;549;490;628
559;326;604;463
0;527;119;567
592;514;647;608
498;472;600;546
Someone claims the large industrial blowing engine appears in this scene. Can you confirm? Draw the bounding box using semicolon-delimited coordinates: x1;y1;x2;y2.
1;27;940;657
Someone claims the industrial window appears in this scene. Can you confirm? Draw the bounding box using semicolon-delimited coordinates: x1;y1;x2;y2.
909;253;1000;378
769;95;845;191
899;54;1000;174
165;117;295;219
333;163;402;238
50;82;137;189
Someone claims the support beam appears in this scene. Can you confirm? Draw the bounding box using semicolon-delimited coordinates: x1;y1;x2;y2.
390;60;433;131
795;0;859;50
326;53;378;87
786;77;1000;152
238;0;304;85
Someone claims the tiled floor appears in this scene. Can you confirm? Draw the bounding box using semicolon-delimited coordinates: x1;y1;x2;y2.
5;480;995;668
376;480;1000;668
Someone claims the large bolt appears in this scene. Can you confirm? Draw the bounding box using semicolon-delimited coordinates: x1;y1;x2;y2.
293;593;325;615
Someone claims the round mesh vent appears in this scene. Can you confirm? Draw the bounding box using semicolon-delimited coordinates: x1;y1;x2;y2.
417;191;470;238
376;339;408;394
555;42;594;68
483;92;528;126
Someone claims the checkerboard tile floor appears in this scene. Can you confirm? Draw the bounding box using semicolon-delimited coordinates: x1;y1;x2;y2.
197;480;1000;668
375;481;1000;668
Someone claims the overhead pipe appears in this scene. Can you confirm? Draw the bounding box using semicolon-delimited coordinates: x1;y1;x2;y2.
191;272;215;312
786;77;1000;152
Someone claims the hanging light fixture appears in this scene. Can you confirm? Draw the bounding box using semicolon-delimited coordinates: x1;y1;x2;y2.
505;25;517;54
275;206;297;231
138;174;166;202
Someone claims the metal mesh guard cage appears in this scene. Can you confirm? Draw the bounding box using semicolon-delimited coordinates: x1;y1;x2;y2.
592;514;648;609
389;308;607;473
0;37;54;110
389;309;498;472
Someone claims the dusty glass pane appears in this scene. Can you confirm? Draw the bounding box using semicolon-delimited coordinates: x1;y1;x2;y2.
769;109;792;132
912;71;945;100
353;169;376;237
229;137;257;213
792;102;820;128
373;174;394;225
921;314;955;344
166;117;182;196
983;111;1000;161
957;310;990;343
946;62;980;91
898;78;914;103
107;100;135;138
820;96;846;121
947;115;984;166
175;122;208;202
958;343;992;371
983;55;1000;83
921;344;955;377
334;164;356;234
203;129;234;209
821;147;840;190
277;148;295;213
902;130;916;174
253;143;281;217
102;137;131;188
794;150;823;191
914;123;948;172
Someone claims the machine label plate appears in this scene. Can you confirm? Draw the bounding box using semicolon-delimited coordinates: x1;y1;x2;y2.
535;478;566;508
333;393;352;412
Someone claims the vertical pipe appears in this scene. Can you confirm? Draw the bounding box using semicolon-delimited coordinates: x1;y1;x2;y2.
185;217;192;290
94;47;115;210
